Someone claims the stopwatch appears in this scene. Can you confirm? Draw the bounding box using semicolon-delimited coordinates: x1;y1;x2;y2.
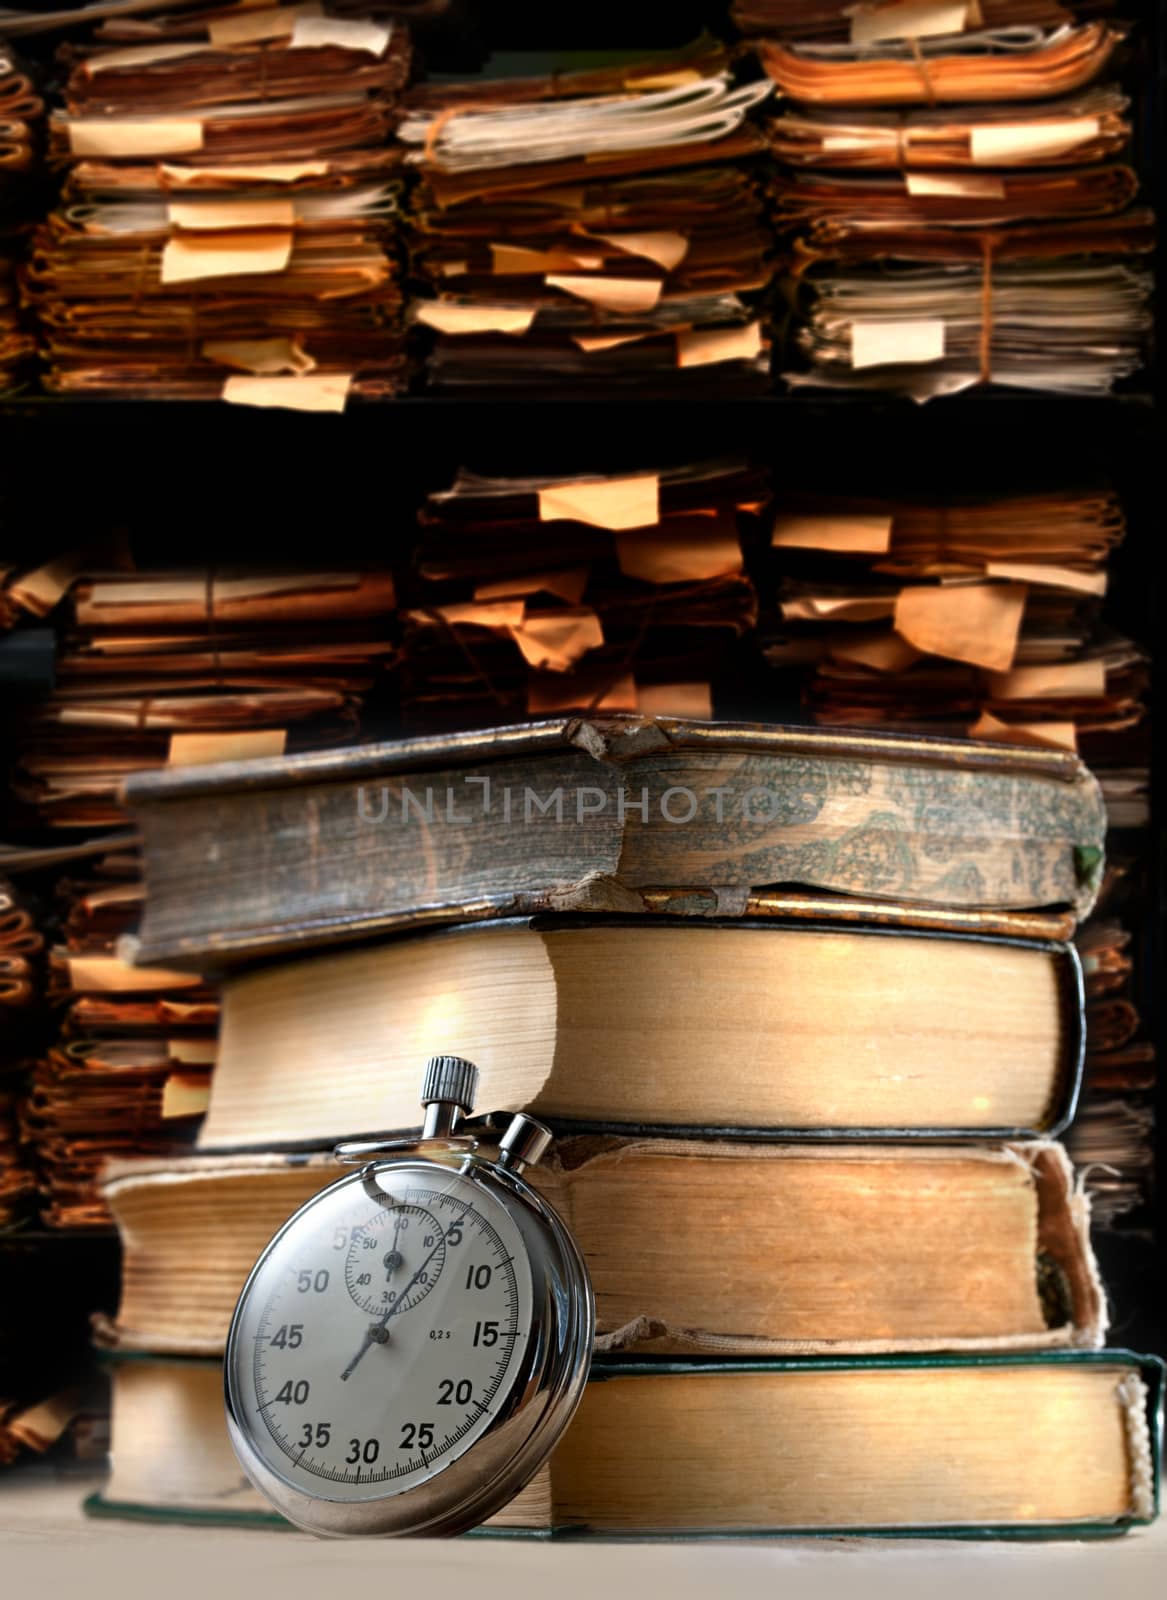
224;1055;594;1537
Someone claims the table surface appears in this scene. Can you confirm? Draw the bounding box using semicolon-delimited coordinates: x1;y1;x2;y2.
0;1474;1163;1600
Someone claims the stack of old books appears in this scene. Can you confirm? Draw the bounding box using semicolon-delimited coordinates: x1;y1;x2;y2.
399;460;768;730
6;556;398;1226
22;0;413;407
0;36;40;390
742;3;1154;396
79;714;1162;1536
398;37;774;395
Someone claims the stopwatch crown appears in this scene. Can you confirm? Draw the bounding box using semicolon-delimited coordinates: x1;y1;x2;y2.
421;1055;479;1117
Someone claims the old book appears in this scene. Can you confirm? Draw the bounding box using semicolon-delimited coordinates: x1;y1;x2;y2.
89;1355;545;1530
94;1139;1104;1357
122;716;1107;969
199;916;1086;1143
89;1350;1161;1535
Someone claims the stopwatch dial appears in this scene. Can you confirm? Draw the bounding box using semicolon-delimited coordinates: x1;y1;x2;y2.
343;1202;445;1317
227;1165;534;1505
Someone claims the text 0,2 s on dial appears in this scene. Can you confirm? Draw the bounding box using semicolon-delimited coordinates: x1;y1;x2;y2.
224;1055;594;1536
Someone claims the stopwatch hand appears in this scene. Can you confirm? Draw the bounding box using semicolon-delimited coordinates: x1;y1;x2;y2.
339;1235;445;1381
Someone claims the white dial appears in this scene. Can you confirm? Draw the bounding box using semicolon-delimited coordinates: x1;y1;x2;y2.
227;1162;533;1503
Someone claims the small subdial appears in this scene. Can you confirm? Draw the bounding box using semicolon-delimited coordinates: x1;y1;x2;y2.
344;1201;446;1317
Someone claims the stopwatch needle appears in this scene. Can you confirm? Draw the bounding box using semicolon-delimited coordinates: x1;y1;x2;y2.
339;1235;445;1382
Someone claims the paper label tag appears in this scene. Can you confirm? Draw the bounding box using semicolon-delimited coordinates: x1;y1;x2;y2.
984;560;1107;597
168;197;296;231
969;118;1099;164
893;582;1026;672
986;661;1108;699
676;323;762;368
168;729;288;766
161;229;292;284
572;331;657;353
221;373;351;412
414;302;535;336
771;513;893;554
202;335;315;375
207;4;320;46
545;274;662;313
433;601;525;632
852;319;944;369
623;68;704;90
593;230;689;272
68;119;205;157
290;15;390;55
161;160;328;185
905;171;1006;199
538;475;660;532
510;608;604;672
850;1;970;46
162;1074;213;1120
970;712;1077;752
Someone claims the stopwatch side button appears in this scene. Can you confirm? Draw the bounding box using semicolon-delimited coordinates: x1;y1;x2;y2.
421;1055;480;1139
496;1112;554;1175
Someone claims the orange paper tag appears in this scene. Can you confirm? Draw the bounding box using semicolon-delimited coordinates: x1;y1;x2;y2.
221;374;350;413
510;608;604;672
545;274;662;313
414;302;535;336
893;583;1026;672
168;729;288;766
676;323;763;368
986;661;1108;699
970;712;1078;752
538;475;659;532
772;512;892;554
161;229;292;284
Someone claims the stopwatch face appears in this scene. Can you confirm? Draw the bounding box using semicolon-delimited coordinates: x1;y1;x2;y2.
226;1163;534;1506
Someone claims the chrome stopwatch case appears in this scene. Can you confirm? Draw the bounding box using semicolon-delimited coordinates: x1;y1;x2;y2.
224;1055;594;1537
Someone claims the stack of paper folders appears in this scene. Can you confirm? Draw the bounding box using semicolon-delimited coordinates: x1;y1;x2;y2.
746;6;1154;397
399;37;775;395
399;460;767;728
0;38;40;390
23;1;413;407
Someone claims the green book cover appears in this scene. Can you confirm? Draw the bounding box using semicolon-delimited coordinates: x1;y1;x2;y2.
87;1349;1163;1540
